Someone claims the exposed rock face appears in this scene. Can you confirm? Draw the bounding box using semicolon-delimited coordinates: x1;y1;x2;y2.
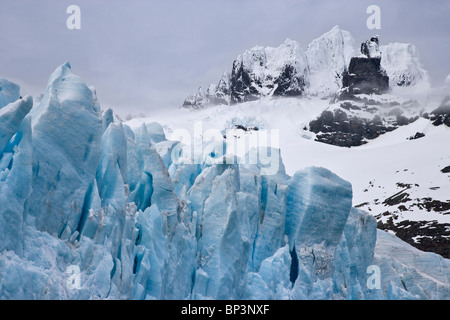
229;39;308;104
182;28;429;110
182;87;210;110
309;108;392;148
377;219;450;259
342;37;389;95
407;132;425;140
356;171;450;259
360;36;380;58
182;39;308;109
342;57;389;95
308;101;418;148
380;43;430;87
182;26;358;109
308;36;396;147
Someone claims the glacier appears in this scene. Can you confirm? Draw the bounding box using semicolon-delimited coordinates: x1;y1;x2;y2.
0;78;20;110
0;64;449;300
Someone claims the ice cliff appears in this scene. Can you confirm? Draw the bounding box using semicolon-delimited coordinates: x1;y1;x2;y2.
0;64;448;300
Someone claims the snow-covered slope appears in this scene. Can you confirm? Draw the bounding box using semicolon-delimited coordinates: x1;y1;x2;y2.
1;64;449;300
381;43;430;88
305;25;357;97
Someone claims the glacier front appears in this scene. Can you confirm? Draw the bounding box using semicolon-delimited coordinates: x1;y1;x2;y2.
0;64;449;300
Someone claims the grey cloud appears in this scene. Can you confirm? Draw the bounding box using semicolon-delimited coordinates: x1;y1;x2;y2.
0;0;448;117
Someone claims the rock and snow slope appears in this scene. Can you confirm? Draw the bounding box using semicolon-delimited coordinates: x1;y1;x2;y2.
0;62;447;300
305;26;357;97
138;90;450;257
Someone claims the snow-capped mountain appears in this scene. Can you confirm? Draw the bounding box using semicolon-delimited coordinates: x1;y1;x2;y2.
182;26;431;109
380;43;430;88
305;25;357;97
310;93;420;147
1;62;449;300
0;78;20;109
183;38;309;109
230;38;308;103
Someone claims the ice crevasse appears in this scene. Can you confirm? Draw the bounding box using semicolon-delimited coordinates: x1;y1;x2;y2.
0;63;448;300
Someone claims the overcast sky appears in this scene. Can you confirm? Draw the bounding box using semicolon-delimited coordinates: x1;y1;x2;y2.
1;0;449;117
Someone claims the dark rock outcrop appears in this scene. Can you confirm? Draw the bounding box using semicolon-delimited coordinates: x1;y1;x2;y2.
229;42;307;104
357;177;450;259
229;61;263;104
342;57;389;95
377;219;450;259
407;132;425;140
182;40;307;109
310;109;391;147
308;36;403;147
341;36;389;96
309;103;418;147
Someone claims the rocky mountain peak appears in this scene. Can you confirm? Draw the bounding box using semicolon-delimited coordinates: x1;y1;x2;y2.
181;27;430;110
341;36;389;96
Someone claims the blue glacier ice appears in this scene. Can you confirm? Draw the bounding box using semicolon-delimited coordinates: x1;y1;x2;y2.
27;62;103;237
0;97;33;254
0;78;20;110
0;63;449;300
